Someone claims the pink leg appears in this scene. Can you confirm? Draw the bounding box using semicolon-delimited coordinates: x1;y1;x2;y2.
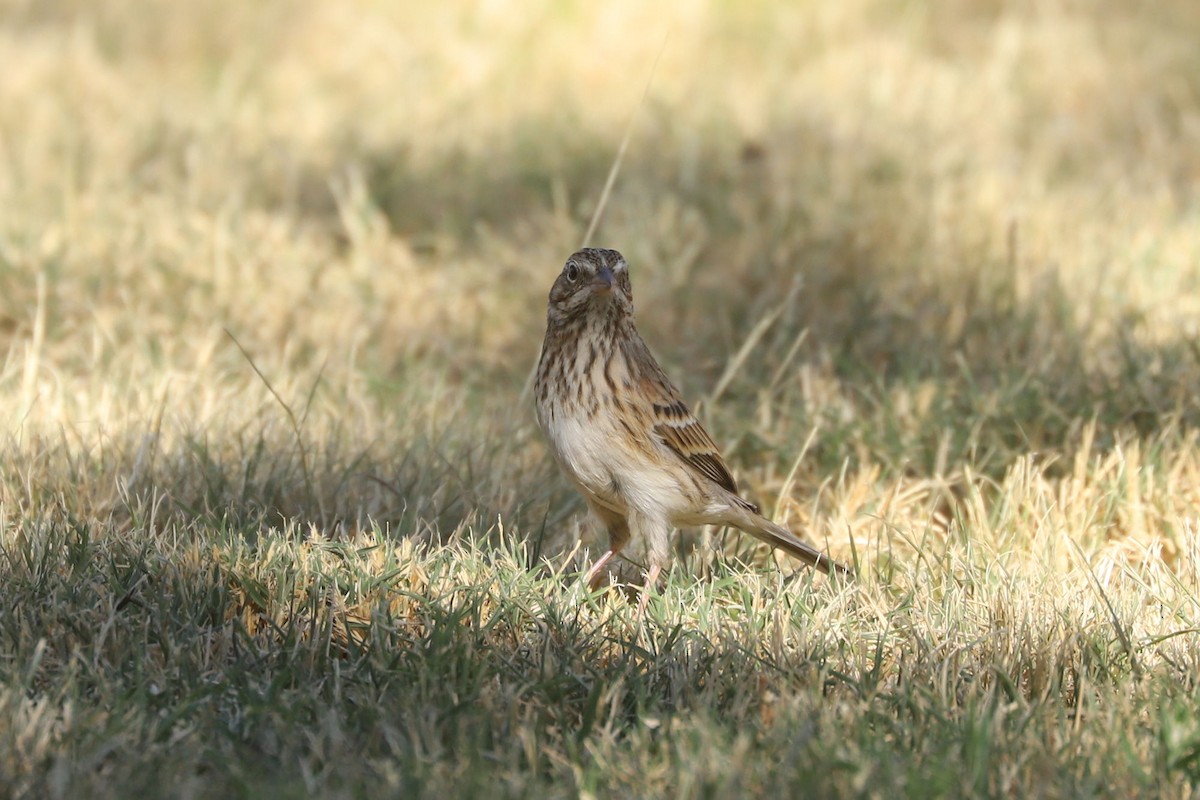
582;504;632;592
584;549;617;590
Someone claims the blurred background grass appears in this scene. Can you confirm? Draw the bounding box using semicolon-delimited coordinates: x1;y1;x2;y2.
3;0;1199;553
5;0;1200;560
1;1;1200;795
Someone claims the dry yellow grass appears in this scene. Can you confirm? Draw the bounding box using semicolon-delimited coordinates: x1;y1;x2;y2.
1;1;1199;796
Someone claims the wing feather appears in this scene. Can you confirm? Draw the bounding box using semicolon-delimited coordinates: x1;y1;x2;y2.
621;342;741;494
652;402;740;494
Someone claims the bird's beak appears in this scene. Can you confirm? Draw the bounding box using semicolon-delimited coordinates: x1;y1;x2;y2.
593;267;614;294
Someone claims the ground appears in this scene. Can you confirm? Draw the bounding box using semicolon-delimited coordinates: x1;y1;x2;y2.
1;1;1199;797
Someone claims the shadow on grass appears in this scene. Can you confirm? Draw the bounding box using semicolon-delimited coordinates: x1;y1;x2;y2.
0;405;580;569
1;509;1190;796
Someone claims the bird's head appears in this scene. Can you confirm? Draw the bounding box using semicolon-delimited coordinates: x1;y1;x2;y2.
546;248;633;324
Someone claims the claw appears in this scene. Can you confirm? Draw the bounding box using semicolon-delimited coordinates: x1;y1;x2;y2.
584;549;616;590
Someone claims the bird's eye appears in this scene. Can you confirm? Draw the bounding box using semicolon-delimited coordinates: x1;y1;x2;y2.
565;263;580;283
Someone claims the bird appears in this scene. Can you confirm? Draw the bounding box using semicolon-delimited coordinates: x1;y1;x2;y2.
533;247;851;598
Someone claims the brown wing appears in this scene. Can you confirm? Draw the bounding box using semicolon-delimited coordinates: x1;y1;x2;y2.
650;397;740;495
622;333;742;496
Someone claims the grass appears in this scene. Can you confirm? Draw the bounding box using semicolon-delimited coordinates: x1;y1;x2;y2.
2;0;1200;796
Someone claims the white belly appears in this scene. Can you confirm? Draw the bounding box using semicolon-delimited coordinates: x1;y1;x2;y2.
542;410;690;519
546;413;616;493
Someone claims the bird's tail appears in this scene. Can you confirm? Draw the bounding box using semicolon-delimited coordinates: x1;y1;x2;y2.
733;508;853;578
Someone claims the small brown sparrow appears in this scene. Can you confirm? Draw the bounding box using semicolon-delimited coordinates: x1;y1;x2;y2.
534;248;850;594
